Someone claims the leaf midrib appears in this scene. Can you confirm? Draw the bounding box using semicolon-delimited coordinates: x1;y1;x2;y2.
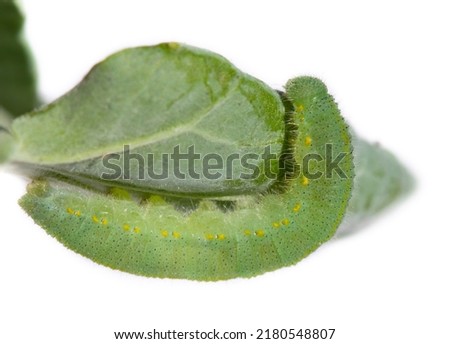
15;79;242;165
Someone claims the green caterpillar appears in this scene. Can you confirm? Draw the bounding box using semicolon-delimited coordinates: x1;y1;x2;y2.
1;42;413;281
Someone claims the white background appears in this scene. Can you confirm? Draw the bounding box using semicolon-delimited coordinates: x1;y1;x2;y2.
1;0;449;343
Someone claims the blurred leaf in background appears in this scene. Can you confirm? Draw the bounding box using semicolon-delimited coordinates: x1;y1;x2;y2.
0;0;38;117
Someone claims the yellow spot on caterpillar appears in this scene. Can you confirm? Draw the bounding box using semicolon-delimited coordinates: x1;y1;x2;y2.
255;229;265;237
272;222;281;229
205;233;215;240
305;136;312;146
101;218;108;226
161;230;169;238
66;208;74;215
123;224;131;232
293;203;301;212
197;200;217;211
133;227;141;234
217;234;225;240
167;42;180;49
295;104;304;112
301;176;309;186
74;210;81;217
110;187;131;200
244;229;252;236
92;215;99;223
148;195;166;205
282;218;290;226
172;231;181;239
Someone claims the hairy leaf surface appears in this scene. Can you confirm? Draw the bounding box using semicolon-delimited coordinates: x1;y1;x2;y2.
12;43;285;196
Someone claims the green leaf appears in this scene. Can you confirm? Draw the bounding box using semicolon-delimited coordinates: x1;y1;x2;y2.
12;43;285;197
344;137;414;226
0;0;38;117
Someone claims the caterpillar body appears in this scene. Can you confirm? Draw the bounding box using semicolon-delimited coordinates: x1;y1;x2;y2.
2;43;412;280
